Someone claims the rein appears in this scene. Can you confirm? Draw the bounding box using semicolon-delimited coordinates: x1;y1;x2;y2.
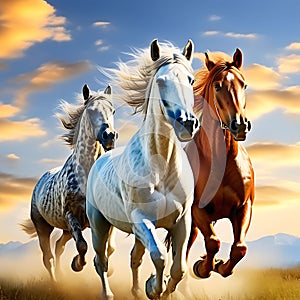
213;97;229;130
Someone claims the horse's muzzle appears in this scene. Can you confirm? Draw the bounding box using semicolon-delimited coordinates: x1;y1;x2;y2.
230;117;251;141
174;116;200;141
98;124;118;151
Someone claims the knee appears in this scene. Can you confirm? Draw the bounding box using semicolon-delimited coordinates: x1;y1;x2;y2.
205;235;221;253
231;242;247;259
150;249;166;271
170;264;187;281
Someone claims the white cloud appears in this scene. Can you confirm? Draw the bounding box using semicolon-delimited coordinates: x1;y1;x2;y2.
202;31;220;36
208;15;221;21
93;21;110;28
225;32;258;39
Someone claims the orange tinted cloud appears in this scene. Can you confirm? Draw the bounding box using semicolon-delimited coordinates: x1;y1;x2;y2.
285;42;300;51
246;86;300;120
244;64;282;90
0;103;20;118
255;185;300;206
13;61;91;107
0;118;46;141
0;172;36;210
277;54;300;73
247;142;300;166
0;0;70;59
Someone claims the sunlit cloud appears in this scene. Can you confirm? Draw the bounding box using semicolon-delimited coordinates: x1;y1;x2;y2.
0;0;71;59
246;86;300;120
255;185;300;206
285;42;300;51
247;142;300;167
13;61;91;107
0;172;37;210
7;154;20;160
0;118;46;141
277;54;300;73
93;21;111;28
0;103;20;118
244;64;282;90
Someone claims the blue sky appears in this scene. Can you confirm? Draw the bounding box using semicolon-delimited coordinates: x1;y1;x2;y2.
1;0;300;243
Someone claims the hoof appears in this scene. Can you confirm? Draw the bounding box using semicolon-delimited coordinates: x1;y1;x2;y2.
71;254;86;272
213;259;233;277
192;260;211;279
145;274;167;299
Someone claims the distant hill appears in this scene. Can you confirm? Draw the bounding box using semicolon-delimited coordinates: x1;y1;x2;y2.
1;232;300;273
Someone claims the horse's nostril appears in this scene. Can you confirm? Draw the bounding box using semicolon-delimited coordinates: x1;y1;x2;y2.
102;131;108;140
230;119;238;132
247;120;251;131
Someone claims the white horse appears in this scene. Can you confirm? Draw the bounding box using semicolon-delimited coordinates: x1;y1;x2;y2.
21;84;117;281
86;39;199;299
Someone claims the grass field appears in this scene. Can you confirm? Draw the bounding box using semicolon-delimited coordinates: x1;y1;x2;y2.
1;267;300;300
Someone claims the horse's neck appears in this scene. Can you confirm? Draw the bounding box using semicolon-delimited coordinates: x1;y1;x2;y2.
72;114;102;193
142;91;179;170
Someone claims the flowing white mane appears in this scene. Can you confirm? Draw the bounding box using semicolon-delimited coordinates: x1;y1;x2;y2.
104;42;193;115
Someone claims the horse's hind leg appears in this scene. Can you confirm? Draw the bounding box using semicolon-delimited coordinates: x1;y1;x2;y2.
216;199;252;277
87;203;114;300
55;230;72;277
31;207;56;281
65;211;87;272
130;237;145;299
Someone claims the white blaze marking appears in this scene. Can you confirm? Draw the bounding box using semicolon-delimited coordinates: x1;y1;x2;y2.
226;72;234;81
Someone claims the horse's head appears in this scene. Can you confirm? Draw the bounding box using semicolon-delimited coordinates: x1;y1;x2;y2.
151;39;200;142
205;49;251;141
83;84;118;151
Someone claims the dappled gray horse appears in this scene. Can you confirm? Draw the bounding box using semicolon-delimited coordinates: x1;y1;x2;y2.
21;84;117;281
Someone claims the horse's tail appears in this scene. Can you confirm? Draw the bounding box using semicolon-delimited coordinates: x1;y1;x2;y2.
164;231;172;252
19;219;37;238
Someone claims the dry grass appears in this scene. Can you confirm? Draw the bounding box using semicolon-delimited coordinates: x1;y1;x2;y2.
0;267;300;300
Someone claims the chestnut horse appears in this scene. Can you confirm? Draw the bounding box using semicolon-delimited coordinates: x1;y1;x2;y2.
185;49;254;278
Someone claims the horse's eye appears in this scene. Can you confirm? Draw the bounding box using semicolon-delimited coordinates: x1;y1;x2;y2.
215;83;221;92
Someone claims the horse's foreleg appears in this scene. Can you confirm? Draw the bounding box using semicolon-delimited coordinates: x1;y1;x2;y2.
65;211;87;272
186;223;198;259
131;209;167;299
130;237;145;299
217;199;252;277
87;203;114;300
55;230;72;277
163;210;191;297
192;208;220;278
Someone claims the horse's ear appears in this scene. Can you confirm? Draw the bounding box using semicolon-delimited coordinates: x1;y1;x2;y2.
104;85;112;95
83;84;90;101
205;52;215;71
183;39;194;61
233;48;243;69
151;39;160;61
